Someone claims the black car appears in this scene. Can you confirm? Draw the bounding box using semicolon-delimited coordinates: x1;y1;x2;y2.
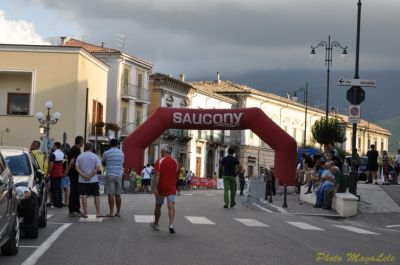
345;155;368;181
0;147;47;239
0;150;19;256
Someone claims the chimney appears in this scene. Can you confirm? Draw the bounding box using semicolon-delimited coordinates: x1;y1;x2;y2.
60;36;67;45
179;73;185;82
216;72;221;84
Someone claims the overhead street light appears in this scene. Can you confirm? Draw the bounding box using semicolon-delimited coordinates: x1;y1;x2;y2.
310;36;348;119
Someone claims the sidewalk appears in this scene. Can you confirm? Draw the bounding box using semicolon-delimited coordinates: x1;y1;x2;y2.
251;183;400;218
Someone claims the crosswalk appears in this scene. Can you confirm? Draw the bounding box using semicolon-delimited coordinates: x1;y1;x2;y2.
286;221;324;231
127;215;380;236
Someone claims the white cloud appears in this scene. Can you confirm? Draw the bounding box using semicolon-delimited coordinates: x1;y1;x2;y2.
0;9;49;45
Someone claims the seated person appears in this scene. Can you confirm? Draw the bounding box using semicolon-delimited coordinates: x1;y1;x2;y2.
314;162;334;208
305;161;325;194
323;166;346;210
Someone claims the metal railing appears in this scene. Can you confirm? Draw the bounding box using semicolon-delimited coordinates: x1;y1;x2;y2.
121;83;149;102
89;122;106;137
163;129;192;141
205;131;230;145
120;122;136;136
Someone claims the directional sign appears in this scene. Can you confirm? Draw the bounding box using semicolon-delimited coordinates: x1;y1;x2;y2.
348;105;361;124
338;78;376;87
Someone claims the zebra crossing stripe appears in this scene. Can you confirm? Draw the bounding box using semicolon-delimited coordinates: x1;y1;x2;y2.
185;216;215;225
286;222;324;231
79;215;103;222
333;225;378;235
234;218;270;227
134;215;154;223
384;224;400;228
47;214;54;219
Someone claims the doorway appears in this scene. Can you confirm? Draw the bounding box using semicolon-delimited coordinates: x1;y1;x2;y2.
195;157;201;177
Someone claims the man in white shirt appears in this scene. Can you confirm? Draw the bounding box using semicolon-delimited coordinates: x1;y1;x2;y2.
75;142;102;218
141;164;153;192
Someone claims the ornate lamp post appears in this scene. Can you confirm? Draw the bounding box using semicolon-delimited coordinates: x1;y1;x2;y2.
292;83;308;147
35;101;61;153
310;36;349;119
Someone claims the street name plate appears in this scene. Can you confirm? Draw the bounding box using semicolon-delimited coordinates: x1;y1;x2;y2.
348;105;361;124
338;78;376;87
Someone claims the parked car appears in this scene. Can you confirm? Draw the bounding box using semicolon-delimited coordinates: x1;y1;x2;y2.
0;150;19;256
345;155;368;181
0;147;47;239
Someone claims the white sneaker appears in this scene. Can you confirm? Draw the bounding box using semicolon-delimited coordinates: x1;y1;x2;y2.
169;224;175;234
150;222;159;230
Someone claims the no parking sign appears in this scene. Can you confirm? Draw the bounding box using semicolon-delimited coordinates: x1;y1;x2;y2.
348;105;361;124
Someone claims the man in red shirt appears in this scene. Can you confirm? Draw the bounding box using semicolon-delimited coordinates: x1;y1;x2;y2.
151;144;179;233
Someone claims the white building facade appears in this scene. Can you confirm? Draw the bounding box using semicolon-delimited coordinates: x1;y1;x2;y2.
192;73;390;177
64;39;154;140
189;88;236;178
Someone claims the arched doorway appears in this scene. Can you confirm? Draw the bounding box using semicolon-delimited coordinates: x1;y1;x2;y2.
123;107;297;185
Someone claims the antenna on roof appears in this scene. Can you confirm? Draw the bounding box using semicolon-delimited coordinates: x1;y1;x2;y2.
116;33;126;53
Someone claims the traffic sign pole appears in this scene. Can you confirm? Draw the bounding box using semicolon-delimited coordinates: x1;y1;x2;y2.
348;0;363;198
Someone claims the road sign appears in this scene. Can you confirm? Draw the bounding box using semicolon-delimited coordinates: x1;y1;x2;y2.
338;78;376;87
347;86;365;105
348;105;361;124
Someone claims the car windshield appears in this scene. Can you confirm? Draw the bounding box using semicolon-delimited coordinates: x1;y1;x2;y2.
4;153;32;176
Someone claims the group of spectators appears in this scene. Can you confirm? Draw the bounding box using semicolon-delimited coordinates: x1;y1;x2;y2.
364;146;400;185
298;146;347;210
298;144;400;210
31;136;125;218
127;165;194;195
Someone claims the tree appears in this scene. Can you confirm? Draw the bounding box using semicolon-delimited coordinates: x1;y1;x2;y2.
311;117;346;146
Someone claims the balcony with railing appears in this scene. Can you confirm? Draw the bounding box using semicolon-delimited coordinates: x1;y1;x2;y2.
88;122;120;139
121;83;149;102
163;129;192;142
205;131;231;146
90;122;106;137
120;122;136;136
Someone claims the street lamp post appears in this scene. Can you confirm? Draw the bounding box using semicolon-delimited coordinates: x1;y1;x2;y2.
35;101;61;154
310;36;349;119
258;101;268;175
292;83;308;147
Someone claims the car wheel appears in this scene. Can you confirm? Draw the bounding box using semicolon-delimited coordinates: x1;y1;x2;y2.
25;203;39;239
39;191;47;228
1;213;20;256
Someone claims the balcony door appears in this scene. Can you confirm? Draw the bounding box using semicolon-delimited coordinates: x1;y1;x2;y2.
91;100;103;136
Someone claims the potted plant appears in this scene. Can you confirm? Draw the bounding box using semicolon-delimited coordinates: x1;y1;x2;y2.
95;121;105;128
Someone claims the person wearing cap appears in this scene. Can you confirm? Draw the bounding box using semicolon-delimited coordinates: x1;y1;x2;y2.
150;144;179;233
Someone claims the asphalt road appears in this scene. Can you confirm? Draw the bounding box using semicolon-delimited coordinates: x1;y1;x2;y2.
1;190;399;265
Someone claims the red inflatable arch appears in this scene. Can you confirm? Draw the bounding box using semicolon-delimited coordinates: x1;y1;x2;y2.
123;107;297;185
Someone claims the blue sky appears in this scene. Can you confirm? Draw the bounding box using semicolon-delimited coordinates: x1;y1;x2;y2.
1;1;80;40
